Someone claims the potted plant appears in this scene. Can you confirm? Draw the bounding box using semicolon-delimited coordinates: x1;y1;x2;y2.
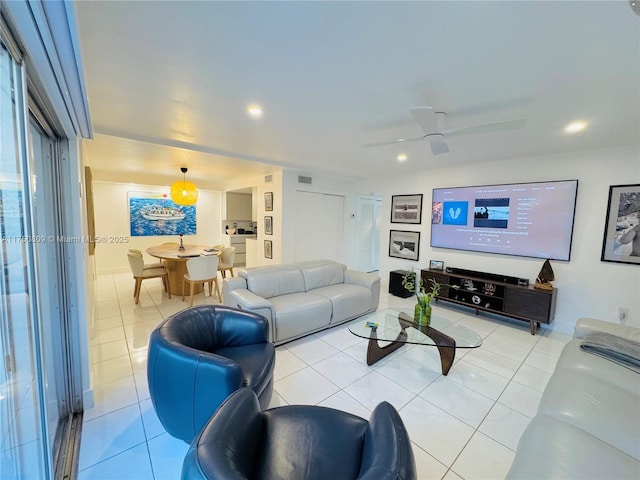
401;269;442;326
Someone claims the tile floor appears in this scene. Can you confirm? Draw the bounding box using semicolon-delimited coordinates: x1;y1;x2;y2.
79;272;572;479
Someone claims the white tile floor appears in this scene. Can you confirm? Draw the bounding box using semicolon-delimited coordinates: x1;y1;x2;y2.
79;272;571;479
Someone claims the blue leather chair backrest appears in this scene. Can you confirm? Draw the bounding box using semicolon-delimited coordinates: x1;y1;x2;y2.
160;304;269;351
182;388;417;480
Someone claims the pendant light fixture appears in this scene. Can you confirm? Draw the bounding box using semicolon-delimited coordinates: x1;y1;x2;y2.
170;167;198;206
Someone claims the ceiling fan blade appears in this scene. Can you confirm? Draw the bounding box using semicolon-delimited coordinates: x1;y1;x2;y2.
430;141;449;155
409;107;437;135
444;118;527;137
363;136;424;148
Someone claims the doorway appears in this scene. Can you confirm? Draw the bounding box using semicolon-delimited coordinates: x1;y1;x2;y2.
354;195;382;273
1;36;81;480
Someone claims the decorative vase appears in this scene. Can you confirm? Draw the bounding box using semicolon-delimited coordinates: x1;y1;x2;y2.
179;235;185;251
414;300;432;326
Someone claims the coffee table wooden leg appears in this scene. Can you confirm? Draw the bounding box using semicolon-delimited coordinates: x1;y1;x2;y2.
366;329;408;366
427;328;457;376
436;345;456;376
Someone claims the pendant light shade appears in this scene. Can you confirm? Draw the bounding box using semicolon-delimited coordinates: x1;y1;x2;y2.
170;167;198;206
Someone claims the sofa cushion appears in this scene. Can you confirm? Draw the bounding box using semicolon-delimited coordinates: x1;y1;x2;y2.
297;260;345;291
270;293;332;342
243;266;305;299
507;415;640;479
310;284;373;324
537;364;640;460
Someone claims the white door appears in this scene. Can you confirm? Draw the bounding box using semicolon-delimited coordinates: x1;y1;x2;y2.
355;195;382;272
294;191;344;262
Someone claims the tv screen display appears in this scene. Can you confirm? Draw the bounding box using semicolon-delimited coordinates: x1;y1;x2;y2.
431;180;578;261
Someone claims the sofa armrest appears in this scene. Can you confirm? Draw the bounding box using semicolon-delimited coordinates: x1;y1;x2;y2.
345;270;381;310
345;269;378;289
225;289;276;341
222;276;248;300
573;317;640;342
227;289;274;315
359;401;417;480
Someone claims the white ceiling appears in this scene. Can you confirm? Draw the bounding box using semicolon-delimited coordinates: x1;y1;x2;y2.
74;1;640;189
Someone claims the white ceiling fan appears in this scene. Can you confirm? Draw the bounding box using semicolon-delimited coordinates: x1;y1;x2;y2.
365;107;527;155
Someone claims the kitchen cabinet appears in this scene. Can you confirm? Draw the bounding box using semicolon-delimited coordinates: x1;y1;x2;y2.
226;193;252;220
230;235;256;267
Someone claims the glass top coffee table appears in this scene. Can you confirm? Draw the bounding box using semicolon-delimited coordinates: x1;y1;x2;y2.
349;308;483;375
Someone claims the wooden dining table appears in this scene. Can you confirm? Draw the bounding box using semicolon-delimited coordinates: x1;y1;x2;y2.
146;244;221;296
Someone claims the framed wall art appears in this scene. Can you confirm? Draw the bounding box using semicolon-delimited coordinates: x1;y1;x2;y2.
265;192;273;211
391;194;423;224
128;191;196;237
389;230;420;261
264;216;273;235
601;184;640;265
264;240;273;259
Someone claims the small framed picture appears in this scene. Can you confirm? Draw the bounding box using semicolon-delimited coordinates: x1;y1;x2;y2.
389;230;420;261
264;216;273;235
601;184;640;265
264;240;272;259
265;192;273;211
391;194;423;224
429;260;444;271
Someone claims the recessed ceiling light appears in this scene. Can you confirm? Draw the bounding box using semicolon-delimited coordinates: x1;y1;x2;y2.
247;104;263;119
565;121;587;133
397;153;408;162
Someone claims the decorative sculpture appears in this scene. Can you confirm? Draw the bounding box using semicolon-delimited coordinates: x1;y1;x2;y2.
534;259;554;290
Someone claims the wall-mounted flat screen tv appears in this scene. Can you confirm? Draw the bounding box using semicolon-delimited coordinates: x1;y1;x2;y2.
431;180;578;261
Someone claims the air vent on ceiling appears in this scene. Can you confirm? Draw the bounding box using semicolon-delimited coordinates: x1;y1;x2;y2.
298;175;312;185
264;174;273;183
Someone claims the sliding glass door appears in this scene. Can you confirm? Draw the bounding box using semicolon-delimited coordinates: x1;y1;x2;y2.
0;38;50;479
1;33;78;480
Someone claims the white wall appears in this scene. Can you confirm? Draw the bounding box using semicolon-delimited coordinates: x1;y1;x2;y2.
92;181;223;273
359;145;640;333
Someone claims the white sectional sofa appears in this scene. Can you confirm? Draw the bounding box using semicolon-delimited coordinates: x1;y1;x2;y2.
222;260;380;345
507;317;640;479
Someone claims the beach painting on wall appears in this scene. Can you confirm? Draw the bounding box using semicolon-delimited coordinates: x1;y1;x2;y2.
129;191;196;237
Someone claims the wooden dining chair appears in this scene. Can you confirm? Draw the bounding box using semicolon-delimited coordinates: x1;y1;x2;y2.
127;252;171;304
217;246;236;278
128;249;164;270
182;256;222;306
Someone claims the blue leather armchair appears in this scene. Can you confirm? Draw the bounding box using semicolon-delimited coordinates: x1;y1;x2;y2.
147;305;275;443
182;387;417;480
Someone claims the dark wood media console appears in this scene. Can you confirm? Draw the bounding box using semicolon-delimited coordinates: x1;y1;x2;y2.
421;268;557;335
